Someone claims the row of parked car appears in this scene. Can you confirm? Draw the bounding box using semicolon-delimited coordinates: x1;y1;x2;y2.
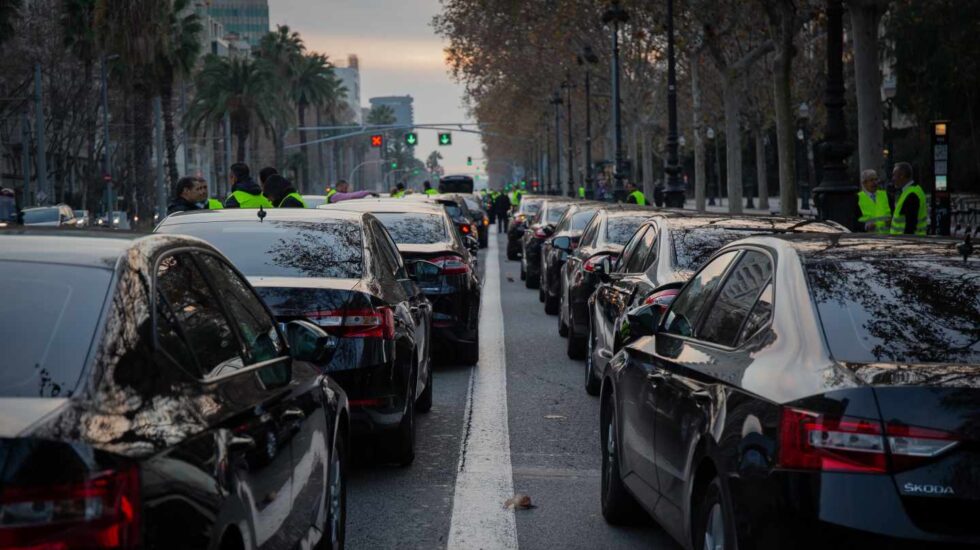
505;195;980;548
0;193;485;549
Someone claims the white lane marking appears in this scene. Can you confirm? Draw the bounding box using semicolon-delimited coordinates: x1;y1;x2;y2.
447;234;519;550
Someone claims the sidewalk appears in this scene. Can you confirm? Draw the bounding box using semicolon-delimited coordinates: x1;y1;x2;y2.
681;197;817;218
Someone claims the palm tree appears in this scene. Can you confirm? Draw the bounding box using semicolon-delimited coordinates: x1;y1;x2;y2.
255;25;305;167
291;53;341;190
426;150;443;172
157;0;202;187
187;55;286;162
367;104;396;125
0;0;23;46
315;76;348;187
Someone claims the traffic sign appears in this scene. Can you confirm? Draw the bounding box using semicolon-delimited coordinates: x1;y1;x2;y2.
370;134;384;148
467;156;472;166
405;132;418;146
438;133;452;146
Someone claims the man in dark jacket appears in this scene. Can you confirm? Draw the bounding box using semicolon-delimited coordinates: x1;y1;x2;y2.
168;176;208;214
493;189;511;233
224;163;273;208
263;174;306;208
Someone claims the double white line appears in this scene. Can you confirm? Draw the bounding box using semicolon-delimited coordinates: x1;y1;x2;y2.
447;235;519;550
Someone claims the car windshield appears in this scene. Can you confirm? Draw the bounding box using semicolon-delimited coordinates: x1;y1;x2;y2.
606;216;648;245
547;205;569;223
0;261;112;397
521;201;542;215
23;208;59;224
373;213;449;244
806;259;980;364
570;210;596;231
158;220;363;279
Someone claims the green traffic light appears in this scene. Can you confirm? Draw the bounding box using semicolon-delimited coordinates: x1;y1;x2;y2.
391;161;398;169
467;156;472;166
438;133;452;146
405;132;418;146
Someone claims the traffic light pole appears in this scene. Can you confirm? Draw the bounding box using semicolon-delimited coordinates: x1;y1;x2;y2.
565;79;575;198
663;0;685;207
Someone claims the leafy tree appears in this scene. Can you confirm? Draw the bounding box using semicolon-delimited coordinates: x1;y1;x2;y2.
0;0;23;45
291;52;340;191
157;0;202;187
366;104;395;125
255;25;304;167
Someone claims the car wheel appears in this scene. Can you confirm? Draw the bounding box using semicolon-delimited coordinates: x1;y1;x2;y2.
558;310;569;337
566;313;587;360
389;370;416;467
544;289;560;315
601;398;645;524
457;332;480;366
520;263;526;281
694;478;736;550
316;427;347;550
416;364;433;413
526;267;539;289
585;324;601;395
538;282;545;302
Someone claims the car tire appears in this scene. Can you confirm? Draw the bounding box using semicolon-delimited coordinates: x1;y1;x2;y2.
585;324;601;395
538;283;545;302
566;315;587;360
458;333;479;366
520;263;526;281
389;371;416;467
558;310;569;337
527;271;540;289
416;364;433;414
694;478;736;550
601;399;646;525
544;291;560;315
316;427;347;550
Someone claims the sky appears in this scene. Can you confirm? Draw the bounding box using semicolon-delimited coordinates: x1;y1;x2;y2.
269;0;482;177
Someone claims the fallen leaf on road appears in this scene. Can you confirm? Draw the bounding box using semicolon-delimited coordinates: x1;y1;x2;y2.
506;276;515;282
544;415;566;420
504;494;536;510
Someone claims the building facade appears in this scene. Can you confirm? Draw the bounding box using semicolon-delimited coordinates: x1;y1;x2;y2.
334;55;362;125
206;0;270;48
369;95;414;127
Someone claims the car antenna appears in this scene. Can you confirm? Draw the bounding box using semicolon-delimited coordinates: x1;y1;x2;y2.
957;234;973;262
257;205;266;223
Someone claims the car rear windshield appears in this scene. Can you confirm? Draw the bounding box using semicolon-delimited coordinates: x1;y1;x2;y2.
547;205;569;223
373;213;449;244
672;228;775;272
806;259;980;364
606;216;647;245
571;210;596;231
0;261;112;397
463;197;482;212
443;204;463;219
23;208;59;224
521;201;542;214
160;220;363;279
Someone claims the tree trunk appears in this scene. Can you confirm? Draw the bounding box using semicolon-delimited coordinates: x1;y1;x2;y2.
237;132;247;163
755;130;769;210
132;91;154;222
298;102;309;193
722;76;744;214
850;0;885;174
628;123;639;191
316;106;325;190
273;125;284;169
773;44;798;216
162;77;180;189
642;129;655;200
691;51;706;212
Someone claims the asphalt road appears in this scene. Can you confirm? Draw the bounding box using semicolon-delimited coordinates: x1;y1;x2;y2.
347;232;680;549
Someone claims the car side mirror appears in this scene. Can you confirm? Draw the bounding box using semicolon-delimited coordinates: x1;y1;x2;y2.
409;260;441;284
543;225;555;237
552;236;572;252
286;320;337;364
594;255;613;283
623;303;663;344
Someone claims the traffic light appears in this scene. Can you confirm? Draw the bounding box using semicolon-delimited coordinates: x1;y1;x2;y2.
438;132;452;146
405;132;418;146
390;161;398;169
370;134;384;148
466;156;472;166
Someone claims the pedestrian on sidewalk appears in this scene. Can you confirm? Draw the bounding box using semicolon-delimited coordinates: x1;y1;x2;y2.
224;163;273;209
493;189;511;233
263;174;306;208
624;181;647;206
857;169;891;234
327;179;376;203
168;176;208;214
890;162;927;236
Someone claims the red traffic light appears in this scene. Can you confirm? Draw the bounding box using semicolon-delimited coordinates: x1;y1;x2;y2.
531;180;539;188
370;135;384;148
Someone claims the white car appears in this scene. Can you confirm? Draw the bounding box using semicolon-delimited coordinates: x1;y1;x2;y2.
22;205;78;227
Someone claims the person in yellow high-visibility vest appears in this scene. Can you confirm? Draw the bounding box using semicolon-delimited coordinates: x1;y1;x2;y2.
890;162;928;236
224;163;273;209
424;181;438;196
856;169;891;234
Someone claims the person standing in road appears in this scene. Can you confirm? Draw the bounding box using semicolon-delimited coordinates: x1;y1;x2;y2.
391;183;406;198
263;174;306;208
493;188;511;233
624;181;647;205
224;163;273;209
424;181;438;196
890;162;927;236
259;166;278;188
578;185;586;199
857;169;891;234
327;179;376;203
168;176;208;214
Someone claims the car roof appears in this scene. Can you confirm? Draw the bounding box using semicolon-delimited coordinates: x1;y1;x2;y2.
735;233;976;263
655;212;845;234
160;207;365;225
0;228;187;269
322;198;448;215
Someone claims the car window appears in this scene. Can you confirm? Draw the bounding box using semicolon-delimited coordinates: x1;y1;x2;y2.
0;261;112;397
155;253;243;379
570;210;596;231
375;221;407;277
22;208;59;224
580;216;600;247
547;205;568;224
156;219;364;279
370;225;402;280
663;251;740;338
605;215;647;246
698;251;774;347
625;227;657;273
740;283;773;343
373;212;449;244
554;212;571;233
196;254;284;365
616;226;649;272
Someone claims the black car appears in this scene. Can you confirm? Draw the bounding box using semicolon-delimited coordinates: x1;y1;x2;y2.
157;208;431;465
0;229;349;550
586;214;844;395
600;234;980;549
325;199;482;365
558;206;651;359
506;196;544;260
461;194;491;248
521;198;574;289
438;193;489;248
539;202;603;315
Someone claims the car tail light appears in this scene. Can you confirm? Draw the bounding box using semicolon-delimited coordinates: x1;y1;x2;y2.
459;224;471;234
0;465;141;549
643;289;679;315
533;226;549;239
430;255;470;275
304;307;395;340
584;254;614;272
778;408;959;474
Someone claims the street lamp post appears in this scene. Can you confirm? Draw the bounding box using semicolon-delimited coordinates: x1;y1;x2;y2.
578;45;599;199
812;0;857;229
707;127;716;206
563;77;575;197
797;102;811;210
551;91;563;196
602;0;629;199
663;0;685;207
881;75;897;179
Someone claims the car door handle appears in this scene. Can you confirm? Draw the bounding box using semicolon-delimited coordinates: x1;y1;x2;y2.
281;408;305;421
646;371;668;383
228;435;255;451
